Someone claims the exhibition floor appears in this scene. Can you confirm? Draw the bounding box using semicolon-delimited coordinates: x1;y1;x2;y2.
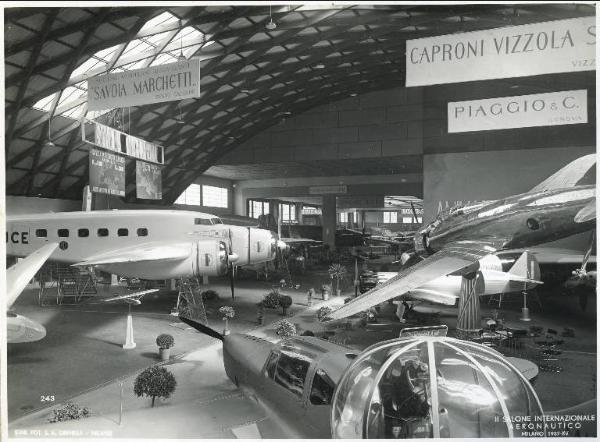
6;272;597;438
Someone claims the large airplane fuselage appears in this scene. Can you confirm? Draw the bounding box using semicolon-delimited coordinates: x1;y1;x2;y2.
6;210;277;280
418;185;595;256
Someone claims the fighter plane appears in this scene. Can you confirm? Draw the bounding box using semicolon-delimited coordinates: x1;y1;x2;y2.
6;210;284;290
328;154;596;320
7;242;58;343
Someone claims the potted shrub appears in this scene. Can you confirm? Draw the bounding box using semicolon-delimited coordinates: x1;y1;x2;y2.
317;306;334;322
133;366;177;407
219;306;235;335
48;402;90;423
279;295;293;316
156;334;174;361
263;289;282;309
275;319;297;337
320;283;331;301
328;263;347;296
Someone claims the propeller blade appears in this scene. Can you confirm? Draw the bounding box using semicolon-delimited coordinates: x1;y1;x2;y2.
179;315;224;341
354;258;359;297
230;265;235;300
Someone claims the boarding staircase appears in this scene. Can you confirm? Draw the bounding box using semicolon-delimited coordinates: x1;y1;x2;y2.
38;263;97;305
174;278;208;324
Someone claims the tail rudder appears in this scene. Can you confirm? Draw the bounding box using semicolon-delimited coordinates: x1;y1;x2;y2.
507;251;543;288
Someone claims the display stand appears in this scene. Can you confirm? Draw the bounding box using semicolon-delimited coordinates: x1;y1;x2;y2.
123;303;136;349
456;271;483;338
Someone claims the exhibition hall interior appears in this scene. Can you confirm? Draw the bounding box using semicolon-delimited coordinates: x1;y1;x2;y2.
3;3;597;439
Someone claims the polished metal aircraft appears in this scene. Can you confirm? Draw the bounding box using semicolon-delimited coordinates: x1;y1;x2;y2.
6;210;283;282
329;154;596;319
7;242;58;343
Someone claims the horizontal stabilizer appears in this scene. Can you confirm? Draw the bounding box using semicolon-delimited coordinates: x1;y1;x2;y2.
100;289;159;303
73;242;191;266
7;242;58;307
529;154;596;193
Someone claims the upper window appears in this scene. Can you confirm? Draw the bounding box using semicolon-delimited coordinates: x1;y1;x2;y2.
194;218;212;226
78;228;89;237
175;183;201;206
280;203;297;223
383;212;398;224
249;200;270;218
202;185;228;208
58;229;69;238
310;369;336;405
36;229;47;238
339;212;348;223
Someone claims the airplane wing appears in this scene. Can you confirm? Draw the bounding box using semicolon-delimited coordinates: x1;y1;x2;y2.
73;242;192;266
7;242;58;307
508;247;597;265
327;242;494;320
280;237;322;244
99;289;159;302
529;153;595;193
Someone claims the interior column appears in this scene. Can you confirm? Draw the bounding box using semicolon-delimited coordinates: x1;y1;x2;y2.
322;195;336;250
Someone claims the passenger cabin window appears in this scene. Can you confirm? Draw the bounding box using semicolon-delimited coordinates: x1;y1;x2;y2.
137;228;148;237
194;218;212;226
36;229;47;238
97;228;109;237
78;228;89;237
118;228;128;237
310;369;336;405
271;352;310;398
58;229;69;238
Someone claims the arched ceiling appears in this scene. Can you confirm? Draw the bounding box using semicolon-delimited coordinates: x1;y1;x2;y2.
4;4;594;202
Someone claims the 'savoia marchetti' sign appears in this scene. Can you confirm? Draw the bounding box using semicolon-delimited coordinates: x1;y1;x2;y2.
87;59;200;111
406;17;595;86
448;90;587;133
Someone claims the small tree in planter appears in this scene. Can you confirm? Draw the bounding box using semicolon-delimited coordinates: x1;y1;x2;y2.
328;263;347;296
134;366;177;407
263;289;281;309
275;319;297;337
156;334;175;361
279;295;293;316
320;283;332;301
317;306;334;322
201;289;220;301
219;306;235;335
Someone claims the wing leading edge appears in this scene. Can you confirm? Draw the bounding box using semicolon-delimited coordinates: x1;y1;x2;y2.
73;242;192;266
327;243;495;320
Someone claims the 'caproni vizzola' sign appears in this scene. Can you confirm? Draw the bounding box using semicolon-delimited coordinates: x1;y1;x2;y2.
87;59;200;110
448;90;587;133
406;17;595;86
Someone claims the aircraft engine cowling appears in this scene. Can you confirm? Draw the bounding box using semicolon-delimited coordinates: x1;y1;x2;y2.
192;240;230;278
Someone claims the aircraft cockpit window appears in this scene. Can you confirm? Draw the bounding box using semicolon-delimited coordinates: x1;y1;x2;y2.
265;351;279;379
211;217;223;224
273;352;310;399
58;229;69;238
78;228;89;238
35;229;47;238
97;228;109;237
137;228;148;237
310;368;335;405
194;218;212;225
118;228;129;237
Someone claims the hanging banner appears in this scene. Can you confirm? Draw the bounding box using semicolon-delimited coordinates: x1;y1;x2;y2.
309;185;347;195
89;148;125;197
406;17;595;86
136;161;163;200
448;89;588;133
82;119;164;164
87;58;200;110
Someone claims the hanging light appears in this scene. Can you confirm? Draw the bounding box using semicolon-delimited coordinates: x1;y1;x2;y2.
43;118;55;148
177;20;186;61
265;5;277;30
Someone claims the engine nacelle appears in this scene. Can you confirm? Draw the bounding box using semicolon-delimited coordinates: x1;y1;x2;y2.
192;240;229;277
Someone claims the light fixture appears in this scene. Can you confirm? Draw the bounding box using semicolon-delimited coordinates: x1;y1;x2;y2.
283;111;292;116
314;63;325;69
177;20;186;61
349;92;357;97
176;103;185;124
241;89;252;94
43;118;55;148
265;5;277;30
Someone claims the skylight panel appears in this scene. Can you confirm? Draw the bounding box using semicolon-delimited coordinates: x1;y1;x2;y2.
145;30;173;47
32;92;58;111
140;11;179;33
149;52;177;67
62;103;86;119
57;84;87;109
122;38;155;58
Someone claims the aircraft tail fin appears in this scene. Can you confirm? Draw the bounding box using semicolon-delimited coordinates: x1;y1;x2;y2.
575;199;596;223
507;251;543;286
529;154;595;193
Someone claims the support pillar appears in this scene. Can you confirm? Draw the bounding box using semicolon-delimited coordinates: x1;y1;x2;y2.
123;305;136;349
457;271;483;337
322;195;336;250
